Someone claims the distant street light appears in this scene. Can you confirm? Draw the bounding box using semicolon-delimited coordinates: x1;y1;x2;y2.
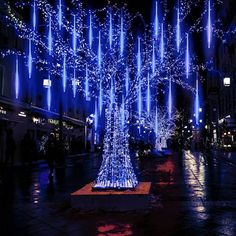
223;77;231;87
43;79;52;88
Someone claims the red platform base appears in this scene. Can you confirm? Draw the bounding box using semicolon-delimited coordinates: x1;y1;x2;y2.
71;182;151;211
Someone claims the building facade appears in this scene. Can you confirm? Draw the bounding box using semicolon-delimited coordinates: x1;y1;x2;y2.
205;0;236;148
0;0;91;164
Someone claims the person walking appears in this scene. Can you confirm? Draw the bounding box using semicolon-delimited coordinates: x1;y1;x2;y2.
45;133;57;178
5;129;16;166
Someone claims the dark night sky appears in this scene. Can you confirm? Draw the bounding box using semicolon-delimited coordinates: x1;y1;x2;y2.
82;0;153;21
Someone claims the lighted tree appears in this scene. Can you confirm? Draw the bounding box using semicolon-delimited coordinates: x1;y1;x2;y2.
1;0;235;189
134;107;181;150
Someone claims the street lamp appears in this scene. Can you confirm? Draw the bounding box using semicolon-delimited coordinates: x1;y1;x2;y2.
43;78;52;88
223;77;231;87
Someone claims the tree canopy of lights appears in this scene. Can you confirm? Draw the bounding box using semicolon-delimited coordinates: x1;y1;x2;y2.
1;0;236;189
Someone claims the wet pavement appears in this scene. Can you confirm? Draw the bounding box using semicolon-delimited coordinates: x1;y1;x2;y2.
0;150;236;235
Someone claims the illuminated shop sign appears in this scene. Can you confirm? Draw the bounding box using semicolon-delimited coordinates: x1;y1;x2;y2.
48;119;59;125
32;117;45;124
48;119;74;130
33;117;40;123
18;111;26;117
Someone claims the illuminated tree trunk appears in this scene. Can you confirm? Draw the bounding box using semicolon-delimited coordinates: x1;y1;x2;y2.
156;134;169;150
160;137;167;149
93;103;138;190
155;137;161;151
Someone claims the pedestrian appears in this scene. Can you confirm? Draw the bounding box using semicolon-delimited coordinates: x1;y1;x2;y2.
5;129;16;166
0;126;4;165
29;134;37;164
55;137;65;168
44;133;56;178
21;131;31;165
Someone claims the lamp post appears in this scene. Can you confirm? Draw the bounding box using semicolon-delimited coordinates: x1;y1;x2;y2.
223;77;231;87
222;76;232;148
